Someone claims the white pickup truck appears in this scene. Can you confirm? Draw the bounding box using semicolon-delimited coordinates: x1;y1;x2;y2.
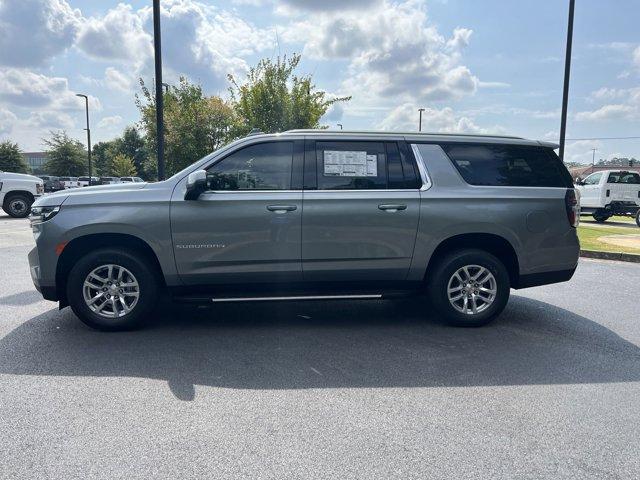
576;170;640;226
0;171;44;218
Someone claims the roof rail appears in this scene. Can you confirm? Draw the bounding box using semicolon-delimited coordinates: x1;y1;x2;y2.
284;129;524;140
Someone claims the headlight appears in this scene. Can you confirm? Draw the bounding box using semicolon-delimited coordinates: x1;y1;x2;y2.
30;206;61;226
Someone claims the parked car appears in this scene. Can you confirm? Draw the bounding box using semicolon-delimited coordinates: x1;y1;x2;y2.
576;170;640;225
28;131;579;331
120;177;144;183
59;176;80;189
78;176;100;187
0;170;44;218
98;177;121;185
38;175;64;192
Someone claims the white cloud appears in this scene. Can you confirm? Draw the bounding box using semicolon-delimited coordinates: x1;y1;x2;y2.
378;103;504;134
276;0;382;13
634;46;640;69
139;0;273;89
0;68;99;111
73;0;273;91
576;104;637;121
26;111;74;130
76;3;152;65
0;107;17;135
0;0;82;67
97;115;123;129
282;0;480;106
105;67;134;93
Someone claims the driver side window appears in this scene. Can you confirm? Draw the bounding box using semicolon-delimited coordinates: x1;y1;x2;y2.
583;172;602;185
206;142;294;191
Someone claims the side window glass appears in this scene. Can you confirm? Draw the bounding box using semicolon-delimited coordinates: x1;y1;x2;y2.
316;141;386;190
206;142;293;191
584;173;602;185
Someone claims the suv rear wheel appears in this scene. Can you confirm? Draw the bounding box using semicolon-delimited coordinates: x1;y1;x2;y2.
427;249;510;327
67;248;159;331
3;193;33;218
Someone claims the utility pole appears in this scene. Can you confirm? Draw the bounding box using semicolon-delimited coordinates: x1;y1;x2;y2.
418;108;425;132
559;0;576;162
153;0;165;180
591;148;596;166
75;94;92;186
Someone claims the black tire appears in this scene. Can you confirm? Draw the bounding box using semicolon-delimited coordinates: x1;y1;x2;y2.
66;248;159;331
592;211;610;223
2;193;32;218
636;210;640;228
427;249;510;327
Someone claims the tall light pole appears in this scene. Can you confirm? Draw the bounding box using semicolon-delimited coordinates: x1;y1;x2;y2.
337;123;343;130
418;108;425;132
591;147;597;166
559;0;576;162
75;93;92;186
153;0;165;180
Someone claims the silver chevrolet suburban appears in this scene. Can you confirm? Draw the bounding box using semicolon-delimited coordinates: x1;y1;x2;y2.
28;131;580;331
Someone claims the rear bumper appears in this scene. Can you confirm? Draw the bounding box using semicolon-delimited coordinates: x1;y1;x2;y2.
514;267;577;289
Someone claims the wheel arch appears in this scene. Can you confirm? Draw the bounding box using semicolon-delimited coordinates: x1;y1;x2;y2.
424;233;520;287
2;190;34;204
56;233;165;306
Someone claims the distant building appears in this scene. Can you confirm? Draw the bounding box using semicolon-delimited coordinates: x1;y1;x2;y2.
22;152;48;175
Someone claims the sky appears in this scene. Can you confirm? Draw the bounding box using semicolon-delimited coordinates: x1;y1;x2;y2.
0;0;638;164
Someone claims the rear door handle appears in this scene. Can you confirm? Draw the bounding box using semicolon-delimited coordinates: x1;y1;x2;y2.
267;205;297;213
378;204;407;212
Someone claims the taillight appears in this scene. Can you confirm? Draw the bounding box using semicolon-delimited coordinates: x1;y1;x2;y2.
565;188;580;228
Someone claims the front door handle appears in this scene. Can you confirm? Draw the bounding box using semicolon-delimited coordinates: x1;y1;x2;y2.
378;204;407;212
267;205;297;213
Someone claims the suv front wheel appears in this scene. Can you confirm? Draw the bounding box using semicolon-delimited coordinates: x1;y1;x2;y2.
67;248;159;331
428;249;510;327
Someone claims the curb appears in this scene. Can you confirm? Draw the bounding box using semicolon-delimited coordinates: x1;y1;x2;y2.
580;249;640;263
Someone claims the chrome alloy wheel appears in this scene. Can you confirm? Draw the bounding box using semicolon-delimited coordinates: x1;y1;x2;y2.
82;264;140;318
447;265;497;315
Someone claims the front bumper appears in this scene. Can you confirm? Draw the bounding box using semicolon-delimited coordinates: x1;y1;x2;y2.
28;246;58;301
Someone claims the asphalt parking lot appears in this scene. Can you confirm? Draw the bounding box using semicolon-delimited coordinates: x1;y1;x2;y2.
1;213;639;479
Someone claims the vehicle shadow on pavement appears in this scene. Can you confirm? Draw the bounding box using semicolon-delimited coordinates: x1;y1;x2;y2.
0;295;638;401
0;290;43;306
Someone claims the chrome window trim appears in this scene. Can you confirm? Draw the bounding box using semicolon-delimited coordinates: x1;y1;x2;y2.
410;143;433;191
203;189;420;194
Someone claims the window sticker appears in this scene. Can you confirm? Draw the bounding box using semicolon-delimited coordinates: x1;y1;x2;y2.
323;150;378;177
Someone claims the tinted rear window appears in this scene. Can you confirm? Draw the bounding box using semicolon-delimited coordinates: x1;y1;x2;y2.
607;172;640;184
442;143;572;188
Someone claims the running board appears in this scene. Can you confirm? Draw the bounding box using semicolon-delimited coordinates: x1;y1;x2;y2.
210;294;382;303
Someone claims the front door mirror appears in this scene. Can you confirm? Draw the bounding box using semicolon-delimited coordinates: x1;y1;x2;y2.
185;170;207;200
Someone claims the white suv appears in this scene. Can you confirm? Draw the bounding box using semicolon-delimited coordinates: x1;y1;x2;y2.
0;171;44;218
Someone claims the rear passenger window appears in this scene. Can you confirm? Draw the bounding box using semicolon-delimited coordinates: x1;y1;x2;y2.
607;172;640;184
442;144;572;187
316;141;387;190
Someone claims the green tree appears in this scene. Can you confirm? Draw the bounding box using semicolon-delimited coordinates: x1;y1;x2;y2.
228;53;350;134
43;131;87;176
137;77;239;177
92;127;148;178
111;153;137;177
0;141;30;173
92;140;118;176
